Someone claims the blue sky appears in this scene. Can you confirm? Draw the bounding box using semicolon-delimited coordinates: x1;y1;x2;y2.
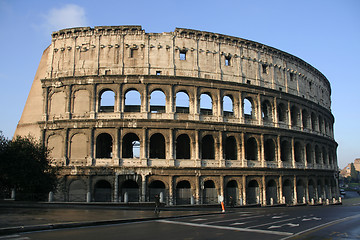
0;0;359;168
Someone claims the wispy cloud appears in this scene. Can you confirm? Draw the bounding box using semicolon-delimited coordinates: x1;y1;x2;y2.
42;4;88;32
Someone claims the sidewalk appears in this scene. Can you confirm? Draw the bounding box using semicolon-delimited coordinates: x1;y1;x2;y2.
0;202;220;235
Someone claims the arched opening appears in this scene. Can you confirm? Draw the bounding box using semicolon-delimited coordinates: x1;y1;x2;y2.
96;133;113;158
297;179;305;203
94;180;111;202
245;137;258;160
243;98;253;118
302;109;309;129
176;134;190;159
319;116;324;133
247;180;260;204
317;180;324;199
148;180;165;202
306;143;313;164
176;180;191;205
176;91;189;113
124;89;141;112
225;136;237;160
311;112;317;131
281;140;291;162
200;93;213;115
308;179;316;202
122;133;140;158
291;106;300;127
121;180;139;202
294;141;303;163
226;180;238;206
150;133;165;159
261;100;272;122
99;90;115;112
277;103;287;123
264;139;276;161
68;180;87;202
266;180;278;205
322;147;328;165
223;95;234;116
283;179;293;204
315;145;321;164
201;135;215;159
324;179;331;200
150;90;166;113
203;180;217;204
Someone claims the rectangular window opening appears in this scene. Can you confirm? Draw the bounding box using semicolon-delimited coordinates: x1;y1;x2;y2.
225;56;231;66
262;64;267;74
180;51;186;60
290;72;294;81
156;71;161;75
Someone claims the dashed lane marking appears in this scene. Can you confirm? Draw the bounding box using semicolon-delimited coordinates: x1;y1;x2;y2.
247;217;297;229
157;219;293;236
0;235;30;240
190;218;207;222
204;214;265;225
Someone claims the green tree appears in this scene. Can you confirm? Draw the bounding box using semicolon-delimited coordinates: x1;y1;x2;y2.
0;132;58;200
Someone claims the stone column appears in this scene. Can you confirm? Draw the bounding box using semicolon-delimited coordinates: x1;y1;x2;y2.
168;128;174;166
277;135;282;167
274;97;278;127
141;175;147;202
242;175;246;205
258;94;262;125
218;131;224;167
141;128;148;166
239;92;243;124
291;138;295;168
168;176;174;205
262;175;266;205
279;175;283;204
260;134;265;167
241;132;245;167
293;175;297;204
195;174;200;204
287;101;291;129
114;173;119;202
195;131;200;167
219;176;224;201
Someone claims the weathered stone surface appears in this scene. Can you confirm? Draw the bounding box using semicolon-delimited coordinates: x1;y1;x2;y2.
15;26;338;205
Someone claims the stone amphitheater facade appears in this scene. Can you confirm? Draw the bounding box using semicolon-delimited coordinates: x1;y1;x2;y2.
15;26;339;205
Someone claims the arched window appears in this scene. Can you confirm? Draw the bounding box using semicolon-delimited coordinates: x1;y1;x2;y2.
148;180;165;202
281;140;291;162
318;116;324;133
176;180;191;205
150;133;165;159
122;133;140;158
322;147;328;165
96;133;113;158
223;95;234;116
278;103;287;123
176;91;190;113
124;89;141;112
245;137;258;160
297;179;306;203
315;145;321;164
283;179;293;204
224;136;237;160
226;180;238;205
201;135;214;159
291;106;299;127
176;134;190;159
264;139;275;161
99;90;115;112
150;90;166;113
262;100;272;121
121;180;139;202
311;112;317;131
294;141;303;163
302;109;309;129
243;98;253;118
200;93;212;115
306;143;313;164
266;180;278;205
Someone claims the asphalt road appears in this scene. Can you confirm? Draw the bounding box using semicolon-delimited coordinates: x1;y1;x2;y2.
3;203;360;240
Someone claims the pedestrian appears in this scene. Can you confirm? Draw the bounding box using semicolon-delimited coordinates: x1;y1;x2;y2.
154;194;160;214
229;196;235;208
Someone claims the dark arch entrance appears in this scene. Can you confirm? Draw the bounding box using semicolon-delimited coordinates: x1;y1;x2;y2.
246;180;260;204
176;134;190;159
225;136;237;160
297;179;306;203
148;180;165;202
121;180;139;202
94;180;111;202
203;180;217;204
68;180;87;202
225;180;238;206
176;180;191;205
122;133;140;158
283;179;293;204
266;180;278;205
202;135;215;159
308;179;316;202
150;133;165;159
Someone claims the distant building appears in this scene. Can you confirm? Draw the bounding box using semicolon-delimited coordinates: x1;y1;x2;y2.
340;159;360;179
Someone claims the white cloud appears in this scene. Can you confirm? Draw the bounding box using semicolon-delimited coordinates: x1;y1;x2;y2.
43;4;87;32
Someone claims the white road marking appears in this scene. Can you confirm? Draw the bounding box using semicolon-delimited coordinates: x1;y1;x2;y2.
248;217;297;229
204;214;264;224
268;223;299;229
190;218;207;222
230;221;253;226
302;217;321;221
272;215;288;219
0;236;30;240
280;213;360;240
157;219;293;236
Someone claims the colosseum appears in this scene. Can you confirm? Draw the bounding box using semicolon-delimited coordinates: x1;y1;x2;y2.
15;25;339;206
